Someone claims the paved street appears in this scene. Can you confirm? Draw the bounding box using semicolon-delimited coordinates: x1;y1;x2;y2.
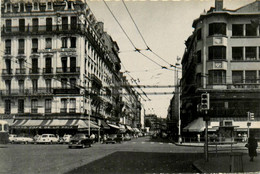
0;136;204;174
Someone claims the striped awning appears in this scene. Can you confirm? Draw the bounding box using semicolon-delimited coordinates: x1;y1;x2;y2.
10;119;100;130
107;123;120;129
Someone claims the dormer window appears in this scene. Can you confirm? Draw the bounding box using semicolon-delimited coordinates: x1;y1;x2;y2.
47;2;53;10
19;3;25;12
7;3;11;12
68;2;72;10
33;2;39;11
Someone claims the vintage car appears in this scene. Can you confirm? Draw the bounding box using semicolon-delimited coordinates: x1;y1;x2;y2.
9;134;34;144
36;134;59;144
62;134;72;144
68;134;93;148
106;134;124;144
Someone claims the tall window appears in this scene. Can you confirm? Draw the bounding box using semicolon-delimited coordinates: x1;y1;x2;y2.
196;73;202;87
61;78;68;89
208;46;226;60
31;99;38;113
61;99;67;113
197;28;202;40
246;24;257;36
45;38;52;49
62;17;68;30
245;47;257;60
5;19;11;32
5;39;11;54
18;39;25;54
19;19;25;32
46;18;52;31
245;71;257;83
5;100;11;114
20;3;24;12
232;47;243;60
69;99;76;113
232;71;243;84
32;18;39;32
71;16;77;30
5;59;11;74
209;23;226;36
18;99;24;113
70;78;76;89
232;24;243;36
197;50;201;63
7;3;11;12
46;79;52;93
61;37;68;48
70;57;76;72
33;2;39;10
45;57;52;73
32;79;38;93
45;99;52;113
70;37;76;48
208;70;226;85
61;57;67;72
32;38;38;53
5;80;11;94
32;58;38;73
47;2;52;10
18;80;24;93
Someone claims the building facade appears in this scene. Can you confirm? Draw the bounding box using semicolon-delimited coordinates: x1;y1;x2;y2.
0;0;141;135
181;0;260;136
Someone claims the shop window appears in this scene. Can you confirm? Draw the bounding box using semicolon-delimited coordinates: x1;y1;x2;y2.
208;46;226;60
246;24;257;36
245;71;257;83
232;47;243;60
232;71;243;84
208;70;226;85
232;24;243;36
245;47;257;60
209;23;226;36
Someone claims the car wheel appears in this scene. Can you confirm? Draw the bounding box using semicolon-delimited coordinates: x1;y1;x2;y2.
50;141;53;144
11;141;14;144
89;143;92;147
82;144;86;148
24;141;28;144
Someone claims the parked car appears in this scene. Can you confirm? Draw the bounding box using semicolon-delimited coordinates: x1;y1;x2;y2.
106;134;123;144
68;134;93;148
36;134;59;144
124;134;131;141
62;134;72;144
13;136;34;144
9;134;17;143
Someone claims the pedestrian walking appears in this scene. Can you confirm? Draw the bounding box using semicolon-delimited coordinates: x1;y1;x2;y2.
246;134;258;161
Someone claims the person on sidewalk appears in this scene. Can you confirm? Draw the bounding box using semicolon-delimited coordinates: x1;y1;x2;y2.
247;133;258;161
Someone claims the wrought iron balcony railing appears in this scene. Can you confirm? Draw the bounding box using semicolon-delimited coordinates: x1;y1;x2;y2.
2;69;12;75
56;67;80;73
16;68;26;75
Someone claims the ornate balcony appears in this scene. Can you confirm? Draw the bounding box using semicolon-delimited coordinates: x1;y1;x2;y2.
29;68;40;74
0;88;53;97
53;87;80;95
56;67;80;75
16;68;26;75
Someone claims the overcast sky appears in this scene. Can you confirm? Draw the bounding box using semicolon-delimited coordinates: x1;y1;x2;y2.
87;0;255;118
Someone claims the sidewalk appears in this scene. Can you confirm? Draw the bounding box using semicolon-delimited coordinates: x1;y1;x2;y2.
175;141;260;173
193;153;260;173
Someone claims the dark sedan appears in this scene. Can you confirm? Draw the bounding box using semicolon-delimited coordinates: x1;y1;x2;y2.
68;134;93;148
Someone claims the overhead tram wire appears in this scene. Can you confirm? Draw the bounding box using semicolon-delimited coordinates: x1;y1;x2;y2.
122;0;175;68
102;0;167;69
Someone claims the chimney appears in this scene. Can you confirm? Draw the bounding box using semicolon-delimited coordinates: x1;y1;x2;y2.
215;0;223;11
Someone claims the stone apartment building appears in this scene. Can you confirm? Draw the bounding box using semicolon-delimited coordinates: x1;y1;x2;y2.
181;0;260;136
0;0;140;135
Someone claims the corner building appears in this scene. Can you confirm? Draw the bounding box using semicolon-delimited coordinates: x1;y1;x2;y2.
181;0;260;137
0;0;127;135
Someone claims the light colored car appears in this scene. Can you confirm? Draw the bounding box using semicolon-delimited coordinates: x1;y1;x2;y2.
13;136;34;144
36;134;59;144
9;134;17;143
63;134;72;144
